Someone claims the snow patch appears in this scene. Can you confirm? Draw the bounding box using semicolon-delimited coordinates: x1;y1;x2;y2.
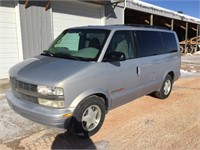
181;69;199;77
181;69;192;76
186;53;192;56
191;70;197;73
195;51;200;55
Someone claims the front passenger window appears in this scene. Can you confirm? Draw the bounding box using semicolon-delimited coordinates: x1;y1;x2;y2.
105;31;135;60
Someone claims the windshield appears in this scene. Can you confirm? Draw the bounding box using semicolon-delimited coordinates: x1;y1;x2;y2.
45;29;110;61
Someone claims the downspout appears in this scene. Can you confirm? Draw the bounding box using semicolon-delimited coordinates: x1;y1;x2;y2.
15;0;24;61
123;0;127;24
124;0;127;10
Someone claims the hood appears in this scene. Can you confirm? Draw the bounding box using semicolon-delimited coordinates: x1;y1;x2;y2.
9;55;94;86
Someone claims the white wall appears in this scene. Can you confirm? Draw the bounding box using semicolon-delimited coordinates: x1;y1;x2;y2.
0;1;20;79
52;1;104;38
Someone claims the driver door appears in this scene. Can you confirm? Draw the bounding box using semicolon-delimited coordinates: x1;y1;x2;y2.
104;31;140;108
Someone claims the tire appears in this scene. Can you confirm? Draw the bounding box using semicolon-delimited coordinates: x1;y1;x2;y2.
180;45;184;53
67;96;106;138
154;74;173;99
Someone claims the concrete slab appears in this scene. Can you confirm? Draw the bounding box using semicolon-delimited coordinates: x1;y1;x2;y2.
0;94;47;144
0;79;9;94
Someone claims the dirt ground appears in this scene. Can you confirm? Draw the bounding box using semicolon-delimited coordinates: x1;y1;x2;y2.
0;76;200;150
1;55;200;149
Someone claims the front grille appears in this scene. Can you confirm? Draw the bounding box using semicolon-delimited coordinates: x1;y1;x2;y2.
10;77;38;104
10;77;37;92
13;90;38;104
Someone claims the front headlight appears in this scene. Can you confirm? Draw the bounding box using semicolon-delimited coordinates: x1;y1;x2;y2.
37;86;64;96
38;98;64;108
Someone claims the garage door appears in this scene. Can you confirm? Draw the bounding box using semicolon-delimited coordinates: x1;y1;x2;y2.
52;1;104;39
0;1;19;79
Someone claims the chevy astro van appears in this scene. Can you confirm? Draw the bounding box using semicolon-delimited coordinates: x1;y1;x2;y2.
6;25;181;137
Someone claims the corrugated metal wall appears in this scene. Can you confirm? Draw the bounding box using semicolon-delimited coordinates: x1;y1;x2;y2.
0;1;19;79
19;1;52;59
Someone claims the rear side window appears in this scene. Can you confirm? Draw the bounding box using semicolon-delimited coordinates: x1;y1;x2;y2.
135;31;163;57
162;32;178;53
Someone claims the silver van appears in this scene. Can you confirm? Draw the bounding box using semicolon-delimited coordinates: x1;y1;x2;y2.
6;25;180;137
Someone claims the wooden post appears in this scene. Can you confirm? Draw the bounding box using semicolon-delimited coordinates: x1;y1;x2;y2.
195;24;199;53
25;0;29;9
171;19;174;31
150;14;153;26
184;22;188;52
45;1;51;11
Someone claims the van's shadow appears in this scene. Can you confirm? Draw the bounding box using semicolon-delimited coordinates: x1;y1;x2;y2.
51;131;96;149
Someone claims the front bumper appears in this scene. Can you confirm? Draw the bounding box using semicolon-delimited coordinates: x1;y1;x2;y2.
6;89;72;129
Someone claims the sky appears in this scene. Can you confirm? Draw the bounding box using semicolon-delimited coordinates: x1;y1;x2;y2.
142;0;200;19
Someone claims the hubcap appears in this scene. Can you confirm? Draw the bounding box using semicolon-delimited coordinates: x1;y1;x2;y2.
81;105;101;131
163;79;171;95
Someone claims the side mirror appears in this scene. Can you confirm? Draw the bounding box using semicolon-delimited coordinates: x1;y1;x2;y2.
105;51;126;62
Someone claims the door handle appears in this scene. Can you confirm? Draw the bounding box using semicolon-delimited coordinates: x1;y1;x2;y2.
136;66;140;76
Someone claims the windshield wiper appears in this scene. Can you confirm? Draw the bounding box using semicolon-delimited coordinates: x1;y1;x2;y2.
41;51;91;61
41;50;54;56
53;53;81;61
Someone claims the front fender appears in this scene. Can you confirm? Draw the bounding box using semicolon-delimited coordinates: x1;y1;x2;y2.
69;88;111;111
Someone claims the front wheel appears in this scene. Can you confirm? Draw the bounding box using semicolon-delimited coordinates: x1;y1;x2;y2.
67;96;106;138
154;74;173;99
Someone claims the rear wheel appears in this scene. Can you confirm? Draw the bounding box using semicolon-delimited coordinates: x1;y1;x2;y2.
67;96;106;138
180;45;184;53
154;74;173;99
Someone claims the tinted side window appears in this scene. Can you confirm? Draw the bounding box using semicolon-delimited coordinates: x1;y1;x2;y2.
106;31;136;60
135;31;163;57
162;32;178;53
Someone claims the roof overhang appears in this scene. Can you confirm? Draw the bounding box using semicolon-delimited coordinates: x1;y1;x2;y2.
126;0;200;24
23;0;124;9
85;0;124;5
